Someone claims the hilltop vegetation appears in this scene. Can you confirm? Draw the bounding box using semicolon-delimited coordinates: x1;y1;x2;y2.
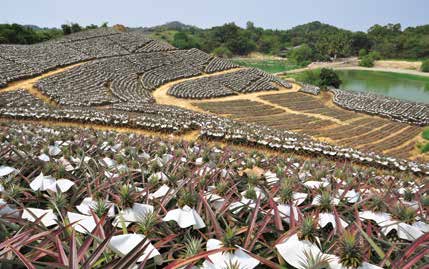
0;22;108;44
2;21;428;66
149;21;429;64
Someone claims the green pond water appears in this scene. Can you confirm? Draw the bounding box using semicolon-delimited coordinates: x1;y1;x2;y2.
336;70;429;104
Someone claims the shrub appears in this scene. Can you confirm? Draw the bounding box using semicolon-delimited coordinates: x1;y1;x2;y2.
368;51;382;60
299;70;321;86
358;49;367;59
319;68;342;88
422;128;429;140
359;55;374;67
288;44;313;67
420;143;429;153
421;60;429;73
212;46;233;58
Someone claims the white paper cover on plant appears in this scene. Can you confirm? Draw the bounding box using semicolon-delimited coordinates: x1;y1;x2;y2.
277;204;300;223
67;211;97;234
109;234;160;262
0;166;17;177
101;157;116;168
0;198;18;217
381;220;423;241
275;234;322;269
29;173;56;191
293;192;308;205
337;189;360;203
114;203;154;227
38;154;50;162
202;239;259;269
163;205;205;229
46;179;75;193
48;145;61;156
149;184;170;199
359;211;391;225
318;212;348;230
303;181;329;189
76;197;115;217
22;208;57;227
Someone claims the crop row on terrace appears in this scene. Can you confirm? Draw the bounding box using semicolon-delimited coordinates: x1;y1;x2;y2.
2;87;426;175
0;122;427;268
193;96;424;160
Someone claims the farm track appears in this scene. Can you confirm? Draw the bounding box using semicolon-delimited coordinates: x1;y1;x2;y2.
1;62;427;161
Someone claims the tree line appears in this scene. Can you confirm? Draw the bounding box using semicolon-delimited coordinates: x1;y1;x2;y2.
0;22;108;44
1;21;428;67
167;21;429;65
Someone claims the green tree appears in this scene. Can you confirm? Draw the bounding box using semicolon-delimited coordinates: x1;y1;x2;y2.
359;55;374;67
358;49;367;59
288;44;313;66
319;68;342;88
61;24;72;35
212;46;233;58
70;23;82;33
421;60;429;72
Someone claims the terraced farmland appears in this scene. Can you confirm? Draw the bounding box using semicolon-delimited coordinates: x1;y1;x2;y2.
194;91;426;160
0;27;428;269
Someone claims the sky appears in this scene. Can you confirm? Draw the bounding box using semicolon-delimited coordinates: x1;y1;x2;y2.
1;0;428;31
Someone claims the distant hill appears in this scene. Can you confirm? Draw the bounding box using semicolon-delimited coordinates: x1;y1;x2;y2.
138;21;199;32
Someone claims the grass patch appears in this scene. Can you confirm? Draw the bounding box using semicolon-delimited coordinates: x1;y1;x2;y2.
232;58;298;73
420;143;429;153
283;69;322;85
345;70;429;83
422;128;429;140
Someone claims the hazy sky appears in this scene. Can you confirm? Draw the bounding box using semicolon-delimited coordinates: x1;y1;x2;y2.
1;0;428;31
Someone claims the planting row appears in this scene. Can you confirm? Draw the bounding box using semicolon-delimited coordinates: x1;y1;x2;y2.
261;92;361;121
195;99;423;160
1;89;427;174
168;68;292;99
0;122;427;268
330;88;429;126
0;28;239;88
34;49;242;105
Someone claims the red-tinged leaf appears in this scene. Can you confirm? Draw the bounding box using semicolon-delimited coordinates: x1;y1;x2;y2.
200;193;223;238
269;198;284;231
82;231;114;269
249;209;272;250
55;235;68;266
0;229;33;250
164;248;232;269
31;261;68;268
69;231;78;269
244;194;261;249
77;213;107;262
153;234;177;249
114;238;150;269
380;243;396;269
399;247;429;269
401;232;429;261
9;245;36;269
289;201;296;229
241;248;282;269
332;207;344;234
137;248;156;269
28;246;59;261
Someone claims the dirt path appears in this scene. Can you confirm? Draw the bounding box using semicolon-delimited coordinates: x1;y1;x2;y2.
0;62;86;106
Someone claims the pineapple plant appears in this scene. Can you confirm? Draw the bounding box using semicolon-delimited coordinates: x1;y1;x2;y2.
338;231;363;269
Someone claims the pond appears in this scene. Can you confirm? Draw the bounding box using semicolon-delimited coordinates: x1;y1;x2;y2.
336;70;429;104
